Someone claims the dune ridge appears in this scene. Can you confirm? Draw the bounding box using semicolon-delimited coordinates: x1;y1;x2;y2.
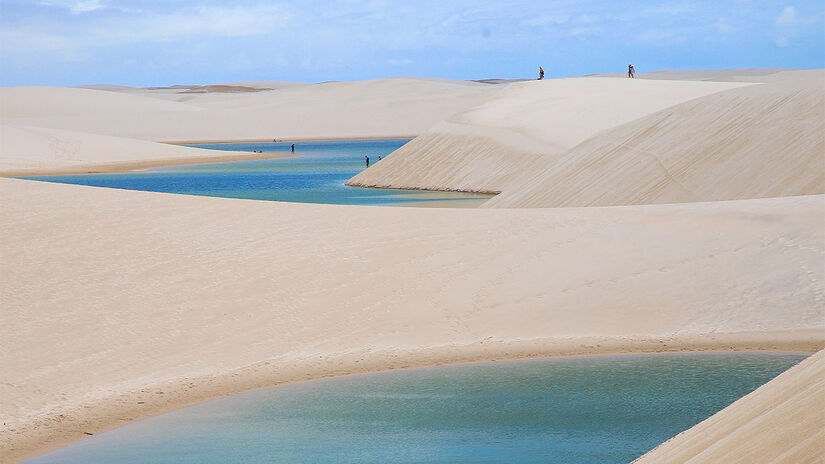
486;71;824;207
346;77;750;193
634;348;825;463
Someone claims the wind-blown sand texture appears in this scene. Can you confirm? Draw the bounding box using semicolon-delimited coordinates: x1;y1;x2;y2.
1;70;824;463
635;348;825;464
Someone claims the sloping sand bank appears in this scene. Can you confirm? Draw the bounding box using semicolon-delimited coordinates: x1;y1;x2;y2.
635;348;825;463
347;70;823;206
0;124;288;176
346;77;750;193
2;177;822;462
486;70;824;207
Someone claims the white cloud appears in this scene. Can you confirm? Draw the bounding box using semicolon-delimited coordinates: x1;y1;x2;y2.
773;6;799;47
775;6;797;24
523;14;570;27
40;0;106;14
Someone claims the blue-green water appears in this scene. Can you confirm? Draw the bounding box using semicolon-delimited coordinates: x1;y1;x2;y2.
26;353;805;464
19;139;491;206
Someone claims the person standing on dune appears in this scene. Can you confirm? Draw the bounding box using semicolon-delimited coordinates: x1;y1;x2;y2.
538;66;545;80
365;155;370;168
628;64;635;78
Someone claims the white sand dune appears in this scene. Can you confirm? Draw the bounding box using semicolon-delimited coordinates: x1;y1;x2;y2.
346;77;751;193
1;70;823;463
347;70;823;206
0;124;281;175
0;86;199;119
1;77;504;143
1;176;822;462
486;71;825;207
635;349;825;464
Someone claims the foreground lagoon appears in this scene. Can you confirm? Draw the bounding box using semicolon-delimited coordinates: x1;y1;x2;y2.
28;352;805;464
20;139;492;207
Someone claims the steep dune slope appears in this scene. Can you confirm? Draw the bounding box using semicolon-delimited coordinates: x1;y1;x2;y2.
634;349;825;464
486;72;824;207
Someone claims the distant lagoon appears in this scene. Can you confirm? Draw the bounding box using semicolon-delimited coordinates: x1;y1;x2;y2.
27;352;806;464
20;139;492;207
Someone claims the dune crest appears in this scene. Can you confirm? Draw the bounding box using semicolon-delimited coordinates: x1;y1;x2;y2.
486;71;825;207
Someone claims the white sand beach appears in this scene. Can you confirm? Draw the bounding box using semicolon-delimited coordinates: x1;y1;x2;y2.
1;69;823;463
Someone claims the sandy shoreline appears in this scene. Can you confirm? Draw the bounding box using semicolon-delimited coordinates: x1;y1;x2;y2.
162;134;418;145
3;174;822;463
0;151;296;177
13;335;822;463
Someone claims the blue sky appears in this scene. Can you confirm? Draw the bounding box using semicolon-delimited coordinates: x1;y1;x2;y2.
1;0;823;86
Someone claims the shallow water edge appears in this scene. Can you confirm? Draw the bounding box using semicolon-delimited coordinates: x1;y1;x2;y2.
13;331;823;463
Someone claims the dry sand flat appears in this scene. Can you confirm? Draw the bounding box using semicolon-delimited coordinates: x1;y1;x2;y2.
347;70;824;205
635;348;825;464
0;77;505;143
346;77;752;193
1;176;823;462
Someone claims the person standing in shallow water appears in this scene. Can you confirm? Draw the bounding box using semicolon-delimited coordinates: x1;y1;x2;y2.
628;64;635;78
538;66;544;80
365;155;370;168
291;144;295;153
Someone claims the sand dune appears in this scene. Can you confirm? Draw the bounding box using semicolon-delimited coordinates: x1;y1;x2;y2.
1;176;822;461
635;349;825;464
2;70;823;462
1;77;504;143
346;77;750;193
486;71;824;207
0;124;283;176
0;86;198;118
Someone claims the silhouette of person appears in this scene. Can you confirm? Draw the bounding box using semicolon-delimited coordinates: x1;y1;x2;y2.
378;156;382;161
365;155;370;168
291;144;295;153
628;64;635;78
538;66;544;80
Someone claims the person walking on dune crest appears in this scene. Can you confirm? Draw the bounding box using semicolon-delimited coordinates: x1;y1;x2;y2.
538;66;545;80
628;64;635;78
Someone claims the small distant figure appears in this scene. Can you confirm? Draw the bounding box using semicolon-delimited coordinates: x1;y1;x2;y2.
538;66;545;80
628;64;635;78
365;155;370;168
378;156;382;161
291;143;295;153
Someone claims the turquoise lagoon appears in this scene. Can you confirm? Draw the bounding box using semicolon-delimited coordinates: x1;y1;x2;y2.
27;353;805;464
19;139;492;207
